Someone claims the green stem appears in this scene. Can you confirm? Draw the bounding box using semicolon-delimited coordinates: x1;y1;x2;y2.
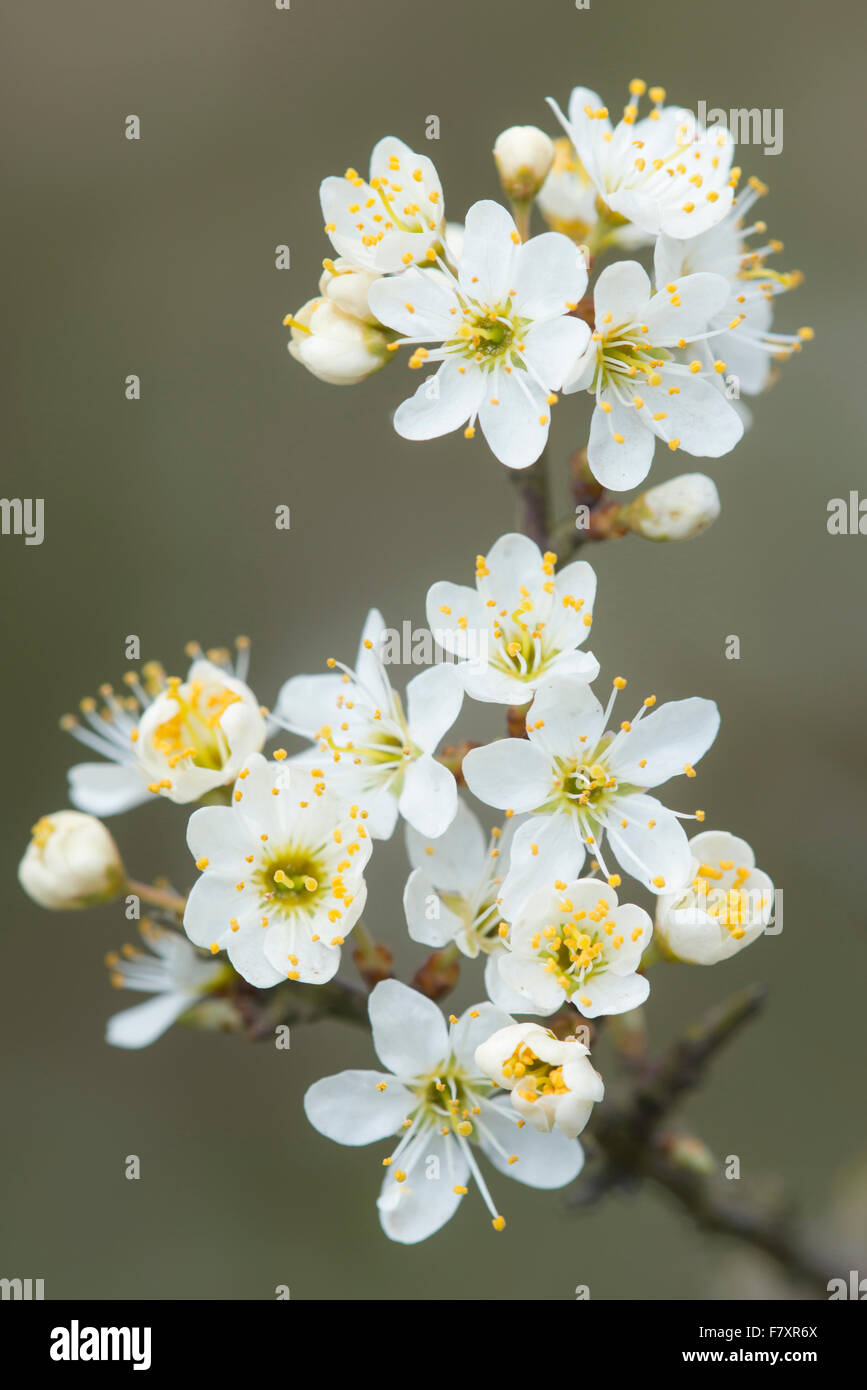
510;199;532;244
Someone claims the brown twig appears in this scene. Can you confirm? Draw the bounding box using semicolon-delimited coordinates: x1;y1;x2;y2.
508;453;553;550
569;984;841;1296
230;976;370;1040
436;740;479;784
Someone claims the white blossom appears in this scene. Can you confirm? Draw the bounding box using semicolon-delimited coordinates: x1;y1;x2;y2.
655;829;774;964
547;80;736;240
426;532;598;704
403;798;519;959
562;259;744;491
486;878;652;1018
105;922;226;1049
63;641;266;816
475;1022;604;1138
274;609;463;840
463;673;719;903
367;199;590;469
537;137;648;250
183;752;372;987
320;136;446;273
653;177;812;397
304;980;585;1243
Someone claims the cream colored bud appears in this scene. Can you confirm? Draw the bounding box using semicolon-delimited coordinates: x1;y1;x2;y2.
493;126;555;203
628;473;721;541
19;811;125;910
287;297;392;386
318;258;381;324
537;138;597;239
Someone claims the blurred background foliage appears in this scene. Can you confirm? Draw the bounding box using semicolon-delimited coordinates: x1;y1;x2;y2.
2;0;865;1299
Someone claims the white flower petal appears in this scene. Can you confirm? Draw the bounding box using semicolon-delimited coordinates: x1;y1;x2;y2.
406;664;463;752
403;869;463;947
369;978;448;1076
367;266;456;339
450;1001;516;1070
642;272;731;342
261;922;343;986
478;369;550;470
68;762;150;817
686;829;755;872
182;872;246;949
514;232;588;319
377;1129;468;1244
458;200;519;303
274;673;345;738
426;581;487;658
592;260;652;329
522;316;591;392
404;797;487;887
545;560;597;649
105;991;197;1049
393;358;485;442
587;397;656;491
654;376;743;458
608;697;720;786
606;795;691;892
226;925;287;988
398;754;458;837
478;1096;584;1188
462;739;552;812
574;970;649;1018
496;952;564;1015
361;784;401;840
483;953;532;1014
499;813;585;921
462;665;547;706
482;532;546;602
528;675;605;759
304;1069;415;1145
186;805;251;871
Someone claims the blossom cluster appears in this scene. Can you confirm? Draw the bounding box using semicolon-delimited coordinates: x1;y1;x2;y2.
18;76;795;1250
20;531;774;1243
285;79;811;495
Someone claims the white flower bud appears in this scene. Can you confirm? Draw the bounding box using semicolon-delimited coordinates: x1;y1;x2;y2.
628;473;721;541
493;126;555;203
537;138;597;239
287;297;392;386
19;811;125;910
318;258;382;324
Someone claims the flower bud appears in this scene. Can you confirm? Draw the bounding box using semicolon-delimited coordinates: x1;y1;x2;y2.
286;297;393;386
318;258;381;323
627;473;721;542
19;811;125;910
659;1133;716;1176
493;126;555;204
537;138;597;240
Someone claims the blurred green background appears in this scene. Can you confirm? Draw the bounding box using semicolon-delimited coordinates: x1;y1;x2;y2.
2;0;865;1300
